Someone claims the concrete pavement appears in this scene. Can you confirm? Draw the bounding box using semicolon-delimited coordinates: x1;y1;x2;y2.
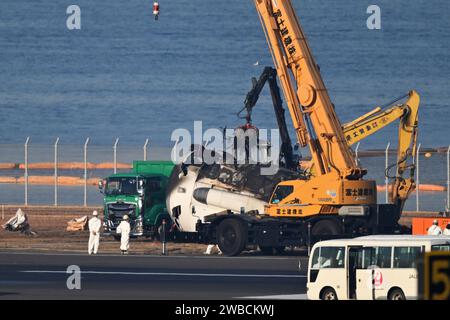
0;251;308;299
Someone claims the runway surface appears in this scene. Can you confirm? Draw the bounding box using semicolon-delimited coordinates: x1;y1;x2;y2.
0;251;308;300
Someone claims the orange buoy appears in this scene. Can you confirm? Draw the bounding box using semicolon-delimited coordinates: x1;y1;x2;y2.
153;1;160;20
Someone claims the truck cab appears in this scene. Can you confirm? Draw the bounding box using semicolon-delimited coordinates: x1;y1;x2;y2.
99;161;175;239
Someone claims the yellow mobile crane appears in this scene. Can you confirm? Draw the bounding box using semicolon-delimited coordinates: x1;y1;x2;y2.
253;0;419;241
166;0;420;256
254;0;418;218
237;67;419;213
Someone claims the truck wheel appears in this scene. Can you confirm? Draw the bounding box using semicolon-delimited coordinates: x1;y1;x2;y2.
217;219;247;256
312;219;342;236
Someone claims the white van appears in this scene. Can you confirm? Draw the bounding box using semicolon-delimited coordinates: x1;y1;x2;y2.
306;235;450;300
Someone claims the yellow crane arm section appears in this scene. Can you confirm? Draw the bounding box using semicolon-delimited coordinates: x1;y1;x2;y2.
254;0;363;179
343;90;420;209
343;91;420;148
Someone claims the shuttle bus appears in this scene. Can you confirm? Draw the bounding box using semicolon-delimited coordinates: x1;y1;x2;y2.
306;235;450;300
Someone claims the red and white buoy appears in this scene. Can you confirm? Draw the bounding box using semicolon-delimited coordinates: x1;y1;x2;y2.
153;1;160;20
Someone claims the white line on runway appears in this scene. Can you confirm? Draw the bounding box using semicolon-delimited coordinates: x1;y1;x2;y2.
20;270;306;278
1;251;299;260
237;294;308;300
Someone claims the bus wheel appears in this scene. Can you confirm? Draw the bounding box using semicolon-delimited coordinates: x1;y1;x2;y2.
321;287;338;300
388;288;405;300
312;220;341;236
217;219;247;256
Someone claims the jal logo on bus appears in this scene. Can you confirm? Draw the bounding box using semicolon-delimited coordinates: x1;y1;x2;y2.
374;270;383;287
366;267;384;289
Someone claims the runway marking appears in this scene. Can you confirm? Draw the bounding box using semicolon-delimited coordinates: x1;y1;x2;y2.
20;270;306;278
237;293;308;300
0;251;300;260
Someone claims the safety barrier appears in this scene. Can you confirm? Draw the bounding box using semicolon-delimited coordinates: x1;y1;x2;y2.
412;217;450;235
1;175;446;194
0;162;133;170
0;176;100;185
0;163;17;169
376;184;446;192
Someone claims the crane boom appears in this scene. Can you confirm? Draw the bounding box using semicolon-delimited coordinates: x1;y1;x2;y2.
238;67;296;170
337;90;419;210
254;0;363;179
343;91;419;148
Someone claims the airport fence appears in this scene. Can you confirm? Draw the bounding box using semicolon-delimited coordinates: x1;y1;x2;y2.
0;138;449;212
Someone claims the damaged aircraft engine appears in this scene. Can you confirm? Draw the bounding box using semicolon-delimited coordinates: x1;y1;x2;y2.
166;146;304;232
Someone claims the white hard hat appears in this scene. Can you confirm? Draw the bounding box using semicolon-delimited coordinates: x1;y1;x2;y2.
433;219;438;225
123;215;129;220
93;210;98;216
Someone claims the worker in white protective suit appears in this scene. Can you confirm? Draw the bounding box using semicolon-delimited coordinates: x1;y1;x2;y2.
3;208;27;230
116;214;131;255
2;208;35;235
88;210;101;255
443;223;450;236
427;220;442;235
204;244;222;255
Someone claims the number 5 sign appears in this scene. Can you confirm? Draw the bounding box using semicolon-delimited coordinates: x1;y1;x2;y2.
421;252;450;300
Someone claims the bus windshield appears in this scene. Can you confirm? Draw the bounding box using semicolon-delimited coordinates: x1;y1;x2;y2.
311;246;345;269
105;177;137;196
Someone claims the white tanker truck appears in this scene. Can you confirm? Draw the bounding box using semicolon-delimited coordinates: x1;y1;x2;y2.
165;151;306;256
166;164;267;233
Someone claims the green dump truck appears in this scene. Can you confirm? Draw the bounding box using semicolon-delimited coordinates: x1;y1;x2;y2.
98;161;175;239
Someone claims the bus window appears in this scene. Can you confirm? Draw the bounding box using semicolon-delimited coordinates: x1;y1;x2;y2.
393;247;422;268
432;244;450;251
357;247;373;269
372;247;392;268
375;247;392;268
311;246;345;269
358;247;392;269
